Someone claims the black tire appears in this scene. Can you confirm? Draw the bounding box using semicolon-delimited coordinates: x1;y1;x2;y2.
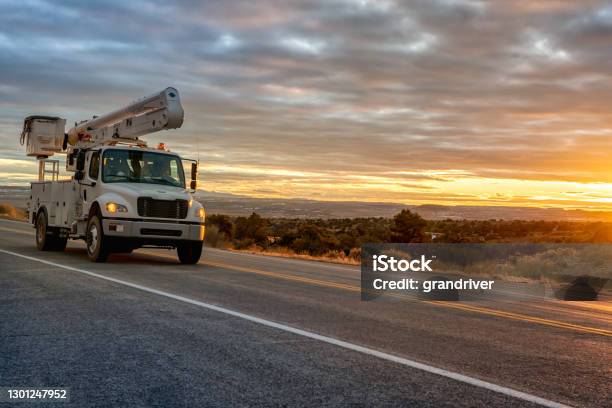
177;241;203;264
86;214;110;262
35;211;66;251
36;211;54;251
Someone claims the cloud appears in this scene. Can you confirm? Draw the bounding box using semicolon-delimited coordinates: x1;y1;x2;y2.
1;0;612;208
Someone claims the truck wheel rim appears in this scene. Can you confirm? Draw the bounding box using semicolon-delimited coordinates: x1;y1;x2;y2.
37;218;44;243
88;223;98;254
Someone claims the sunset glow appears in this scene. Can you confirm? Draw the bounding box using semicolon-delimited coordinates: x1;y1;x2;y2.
2;1;612;211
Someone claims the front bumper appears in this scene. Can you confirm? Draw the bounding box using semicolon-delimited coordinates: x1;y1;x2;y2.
102;218;205;241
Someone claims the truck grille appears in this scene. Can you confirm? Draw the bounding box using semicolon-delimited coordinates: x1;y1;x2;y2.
137;197;188;219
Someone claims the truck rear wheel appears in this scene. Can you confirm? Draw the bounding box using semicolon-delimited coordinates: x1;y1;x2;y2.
86;215;110;262
36;211;67;251
177;241;203;264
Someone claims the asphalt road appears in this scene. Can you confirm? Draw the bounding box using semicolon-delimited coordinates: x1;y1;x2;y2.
0;218;610;407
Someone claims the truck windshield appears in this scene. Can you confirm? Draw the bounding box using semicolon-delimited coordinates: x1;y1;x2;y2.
102;149;186;188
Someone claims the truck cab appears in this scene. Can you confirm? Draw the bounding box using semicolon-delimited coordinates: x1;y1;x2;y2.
82;145;205;262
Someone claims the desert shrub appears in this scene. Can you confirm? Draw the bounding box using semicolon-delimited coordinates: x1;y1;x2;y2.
291;224;340;256
206;214;234;240
193;210;612;266
390;209;427;242
234;213;269;247
234;238;256;250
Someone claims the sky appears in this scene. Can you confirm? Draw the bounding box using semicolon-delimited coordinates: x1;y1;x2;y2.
2;0;612;210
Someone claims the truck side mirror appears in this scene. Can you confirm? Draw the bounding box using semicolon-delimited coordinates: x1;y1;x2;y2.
191;162;198;180
190;180;197;190
74;170;84;181
68;150;76;166
76;150;86;171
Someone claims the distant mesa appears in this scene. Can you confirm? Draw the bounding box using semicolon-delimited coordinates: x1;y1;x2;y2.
2;185;612;220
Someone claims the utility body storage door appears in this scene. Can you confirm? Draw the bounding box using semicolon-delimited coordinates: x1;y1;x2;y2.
31;180;78;228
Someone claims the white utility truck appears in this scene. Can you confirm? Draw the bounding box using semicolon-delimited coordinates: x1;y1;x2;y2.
20;87;205;263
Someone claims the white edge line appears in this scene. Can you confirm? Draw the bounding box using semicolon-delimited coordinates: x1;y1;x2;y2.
0;248;572;408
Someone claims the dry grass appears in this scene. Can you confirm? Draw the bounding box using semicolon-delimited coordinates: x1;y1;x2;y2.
229;245;360;265
0;203;27;221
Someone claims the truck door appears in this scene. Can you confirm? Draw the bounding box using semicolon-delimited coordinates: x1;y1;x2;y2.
81;151;101;216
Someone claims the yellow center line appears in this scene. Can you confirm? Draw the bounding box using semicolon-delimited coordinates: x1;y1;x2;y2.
567;301;612;313
527;302;612;323
2;226;610;337
429;302;612;337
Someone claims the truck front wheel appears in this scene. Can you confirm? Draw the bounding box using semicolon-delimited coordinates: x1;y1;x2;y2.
36;211;67;251
177;241;203;264
86;215;110;262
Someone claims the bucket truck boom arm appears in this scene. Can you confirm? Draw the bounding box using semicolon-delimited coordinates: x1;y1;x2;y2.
66;87;184;148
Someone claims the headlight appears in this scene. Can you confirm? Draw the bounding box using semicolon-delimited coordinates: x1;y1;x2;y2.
106;202;128;213
197;207;205;218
